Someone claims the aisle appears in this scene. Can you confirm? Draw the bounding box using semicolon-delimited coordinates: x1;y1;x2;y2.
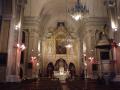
61;83;70;90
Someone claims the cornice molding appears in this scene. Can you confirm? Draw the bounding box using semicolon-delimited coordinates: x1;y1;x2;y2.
23;16;39;30
79;17;110;39
84;17;108;26
23;16;39;25
24;16;38;21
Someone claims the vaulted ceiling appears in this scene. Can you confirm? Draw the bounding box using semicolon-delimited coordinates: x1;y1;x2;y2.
23;0;108;38
24;0;107;17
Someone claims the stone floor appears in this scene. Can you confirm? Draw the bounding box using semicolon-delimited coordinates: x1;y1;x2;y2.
61;83;69;90
0;78;120;90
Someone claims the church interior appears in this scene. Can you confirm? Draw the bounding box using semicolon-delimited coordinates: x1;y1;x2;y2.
0;0;120;90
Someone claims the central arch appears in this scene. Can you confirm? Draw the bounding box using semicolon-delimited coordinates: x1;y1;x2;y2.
54;58;68;71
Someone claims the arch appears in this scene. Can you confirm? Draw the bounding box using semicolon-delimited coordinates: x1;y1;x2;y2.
54;58;68;71
69;62;76;77
46;62;54;77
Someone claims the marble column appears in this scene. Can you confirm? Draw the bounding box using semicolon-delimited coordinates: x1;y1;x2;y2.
32;31;39;78
37;39;43;76
79;37;84;75
6;0;25;82
23;30;29;79
6;0;18;82
27;30;39;78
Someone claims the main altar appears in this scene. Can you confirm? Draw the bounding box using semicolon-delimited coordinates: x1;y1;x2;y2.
54;67;70;83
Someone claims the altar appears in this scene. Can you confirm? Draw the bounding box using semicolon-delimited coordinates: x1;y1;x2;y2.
54;67;70;83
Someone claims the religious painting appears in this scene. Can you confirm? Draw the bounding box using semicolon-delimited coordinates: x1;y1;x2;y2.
56;39;66;54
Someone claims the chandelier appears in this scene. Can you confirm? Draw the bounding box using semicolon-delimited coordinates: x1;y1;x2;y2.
68;0;89;21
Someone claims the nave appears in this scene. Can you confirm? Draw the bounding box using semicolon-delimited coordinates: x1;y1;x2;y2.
1;1;120;90
0;77;120;90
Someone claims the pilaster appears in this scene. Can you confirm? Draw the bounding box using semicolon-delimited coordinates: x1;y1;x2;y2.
27;30;40;78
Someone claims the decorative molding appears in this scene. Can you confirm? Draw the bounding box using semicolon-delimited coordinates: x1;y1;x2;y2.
84;17;108;26
23;16;39;30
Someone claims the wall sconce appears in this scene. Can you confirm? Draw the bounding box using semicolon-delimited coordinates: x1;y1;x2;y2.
88;57;94;60
88;57;94;63
117;43;120;47
16;43;26;51
15;22;21;30
36;63;40;66
31;56;37;60
111;20;118;31
84;62;87;66
38;54;40;56
83;53;86;57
